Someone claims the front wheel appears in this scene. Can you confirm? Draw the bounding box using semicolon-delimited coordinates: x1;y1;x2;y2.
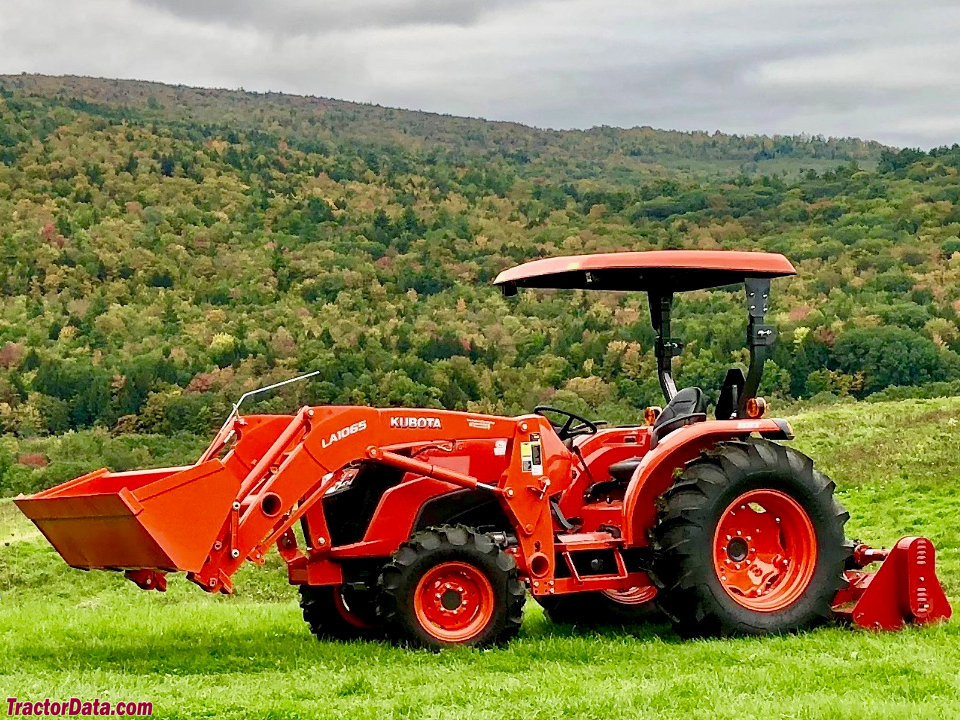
652;438;848;637
379;526;525;649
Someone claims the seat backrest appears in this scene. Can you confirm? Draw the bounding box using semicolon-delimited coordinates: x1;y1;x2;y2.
651;387;707;444
653;387;706;429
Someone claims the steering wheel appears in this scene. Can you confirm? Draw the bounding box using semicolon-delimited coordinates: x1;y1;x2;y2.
533;406;600;442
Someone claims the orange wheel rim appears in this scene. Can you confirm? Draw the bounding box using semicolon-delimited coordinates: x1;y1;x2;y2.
712;489;817;612
413;561;495;643
601;586;657;605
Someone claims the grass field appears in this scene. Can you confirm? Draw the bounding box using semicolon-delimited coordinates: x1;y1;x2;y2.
2;398;960;719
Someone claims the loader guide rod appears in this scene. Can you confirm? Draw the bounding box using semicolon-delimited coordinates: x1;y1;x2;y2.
220;371;319;441
198;372;319;465
367;447;500;493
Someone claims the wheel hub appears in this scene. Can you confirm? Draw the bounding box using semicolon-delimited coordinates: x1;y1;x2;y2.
726;537;749;562
414;561;495;642
440;587;462;611
713;489;817;612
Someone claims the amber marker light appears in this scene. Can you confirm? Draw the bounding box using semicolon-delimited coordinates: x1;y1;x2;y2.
745;397;766;418
643;406;662;425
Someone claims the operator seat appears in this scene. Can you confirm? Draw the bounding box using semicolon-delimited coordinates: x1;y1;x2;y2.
651;386;708;446
582;387;708;503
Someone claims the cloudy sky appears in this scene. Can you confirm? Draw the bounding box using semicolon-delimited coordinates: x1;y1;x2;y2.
1;0;959;148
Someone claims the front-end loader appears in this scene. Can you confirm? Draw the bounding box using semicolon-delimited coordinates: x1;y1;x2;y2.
16;250;951;647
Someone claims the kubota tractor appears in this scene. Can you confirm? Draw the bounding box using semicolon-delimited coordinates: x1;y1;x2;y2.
16;250;951;648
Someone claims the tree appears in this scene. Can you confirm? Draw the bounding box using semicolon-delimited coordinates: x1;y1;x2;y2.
833;327;947;395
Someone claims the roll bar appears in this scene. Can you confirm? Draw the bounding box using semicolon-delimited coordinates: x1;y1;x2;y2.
647;277;774;415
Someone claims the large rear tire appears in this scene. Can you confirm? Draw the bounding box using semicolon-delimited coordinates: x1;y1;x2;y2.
652;438;848;638
379;526;525;649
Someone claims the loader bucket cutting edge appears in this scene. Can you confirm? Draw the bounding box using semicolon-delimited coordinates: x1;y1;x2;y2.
14;460;241;573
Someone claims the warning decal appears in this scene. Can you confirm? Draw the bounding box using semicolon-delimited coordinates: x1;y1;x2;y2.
520;433;543;474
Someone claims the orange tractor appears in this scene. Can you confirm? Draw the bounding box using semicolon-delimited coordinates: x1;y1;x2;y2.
16;250;950;647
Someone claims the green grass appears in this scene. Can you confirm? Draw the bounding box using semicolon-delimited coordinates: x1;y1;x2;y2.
3;398;960;719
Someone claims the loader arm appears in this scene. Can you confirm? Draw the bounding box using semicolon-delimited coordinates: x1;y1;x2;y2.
193;407;573;593
189;406;517;593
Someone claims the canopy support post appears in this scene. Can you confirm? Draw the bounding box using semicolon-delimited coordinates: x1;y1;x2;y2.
649;291;682;403
738;277;776;416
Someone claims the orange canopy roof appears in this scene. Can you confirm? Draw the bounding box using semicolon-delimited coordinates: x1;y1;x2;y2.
494;250;796;294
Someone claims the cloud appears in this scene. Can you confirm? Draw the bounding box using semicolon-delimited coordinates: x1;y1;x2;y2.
132;0;547;34
0;0;958;147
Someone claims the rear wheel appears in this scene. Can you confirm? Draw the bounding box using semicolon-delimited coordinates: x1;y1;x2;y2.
379;526;525;649
652;438;848;637
298;583;386;641
537;586;659;626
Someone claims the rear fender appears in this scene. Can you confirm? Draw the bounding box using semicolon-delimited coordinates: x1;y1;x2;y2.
621;418;791;546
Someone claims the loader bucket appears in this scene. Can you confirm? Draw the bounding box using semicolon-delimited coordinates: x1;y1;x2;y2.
14;460;240;573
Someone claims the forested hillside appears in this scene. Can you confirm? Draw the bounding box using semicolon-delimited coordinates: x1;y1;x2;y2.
0;73;958;443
